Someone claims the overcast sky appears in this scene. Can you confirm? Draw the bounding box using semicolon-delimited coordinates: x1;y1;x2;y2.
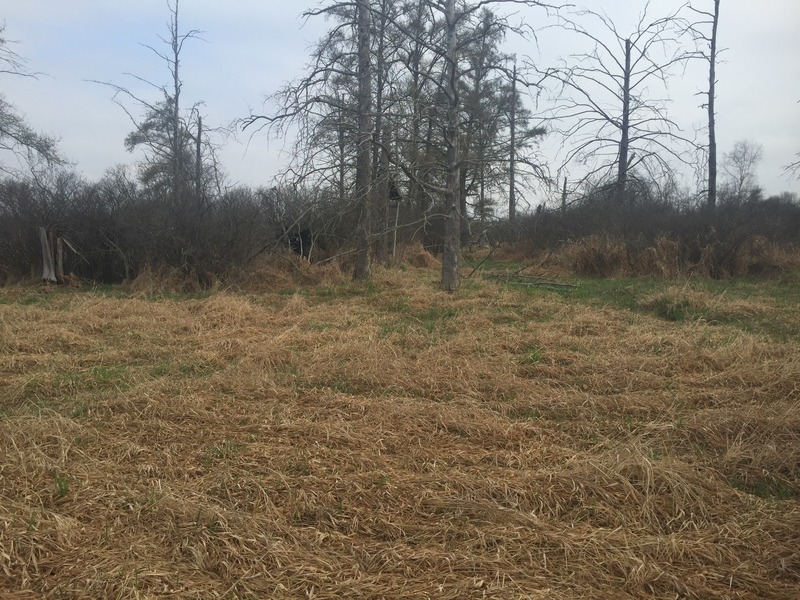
2;0;798;201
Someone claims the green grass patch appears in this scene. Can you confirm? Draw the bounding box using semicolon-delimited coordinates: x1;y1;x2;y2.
417;306;458;333
519;343;544;365
316;280;379;301
204;439;244;466
514;276;800;340
89;365;131;387
730;475;797;501
54;474;70;498
506;407;542;421
150;360;221;379
379;319;410;337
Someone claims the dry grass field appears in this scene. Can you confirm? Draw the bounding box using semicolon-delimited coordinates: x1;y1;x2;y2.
1;260;799;599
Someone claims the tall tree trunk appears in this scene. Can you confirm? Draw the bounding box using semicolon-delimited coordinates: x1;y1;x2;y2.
509;62;517;221
171;0;182;211
337;101;346;202
459;140;470;244
353;0;373;281
377;126;391;266
615;38;631;205
441;0;461;292
707;0;720;210
373;3;389;267
195;115;202;201
479;159;486;223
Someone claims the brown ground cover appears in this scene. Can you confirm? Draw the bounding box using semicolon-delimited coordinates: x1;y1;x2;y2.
1;264;798;599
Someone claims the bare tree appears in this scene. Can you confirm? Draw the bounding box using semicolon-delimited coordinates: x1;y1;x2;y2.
352;0;374;280
722;139;762;202
0;25;62;173
93;0;228;271
244;1;380;277
440;0;461;290
248;0;556;290
396;1;555;291
786;155;800;180
687;0;721;209
544;4;693;204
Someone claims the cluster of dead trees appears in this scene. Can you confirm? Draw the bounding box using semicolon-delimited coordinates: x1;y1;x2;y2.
1;1;799;288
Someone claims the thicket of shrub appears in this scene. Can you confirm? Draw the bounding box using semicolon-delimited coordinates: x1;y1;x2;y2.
500;183;800;279
2;167;798;287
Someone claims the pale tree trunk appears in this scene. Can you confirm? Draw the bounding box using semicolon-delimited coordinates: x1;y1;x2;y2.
55;237;64;283
195;115;202;200
38;228;64;284
707;0;720;210
376;126;391;266
373;3;390;267
39;227;57;283
337;101;346;202
353;0;373;281
407;0;428;216
509;62;517;221
171;0;182;210
441;0;461;292
615;38;631;205
459;140;470;244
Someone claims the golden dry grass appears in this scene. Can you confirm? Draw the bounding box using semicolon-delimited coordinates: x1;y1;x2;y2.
1;266;799;599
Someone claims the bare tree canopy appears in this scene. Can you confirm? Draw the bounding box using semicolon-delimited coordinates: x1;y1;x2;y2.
0;25;62;173
722;139;763;202
542;3;694;203
244;0;558;290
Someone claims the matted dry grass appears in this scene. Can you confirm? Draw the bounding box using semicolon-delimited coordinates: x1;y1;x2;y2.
1;266;799;599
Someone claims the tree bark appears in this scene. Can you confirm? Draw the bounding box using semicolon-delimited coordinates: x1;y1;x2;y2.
55;236;64;283
353;0;373;281
509;62;517;221
374;3;389;267
171;0;182;210
441;0;461;292
39;227;57;283
195;114;202;201
707;0;720;210
337;100;346;202
376;126;391;266
615;38;632;205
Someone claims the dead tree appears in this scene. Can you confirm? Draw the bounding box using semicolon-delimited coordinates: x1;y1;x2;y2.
545;4;694;203
352;0;374;281
688;0;721;209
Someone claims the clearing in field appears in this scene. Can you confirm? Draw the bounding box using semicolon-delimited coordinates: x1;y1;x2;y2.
1;264;799;599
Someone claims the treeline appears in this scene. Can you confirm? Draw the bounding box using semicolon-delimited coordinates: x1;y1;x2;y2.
0;169;345;285
2;163;798;286
1;1;799;287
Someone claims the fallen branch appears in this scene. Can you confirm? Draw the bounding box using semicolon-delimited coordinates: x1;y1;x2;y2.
485;272;578;290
